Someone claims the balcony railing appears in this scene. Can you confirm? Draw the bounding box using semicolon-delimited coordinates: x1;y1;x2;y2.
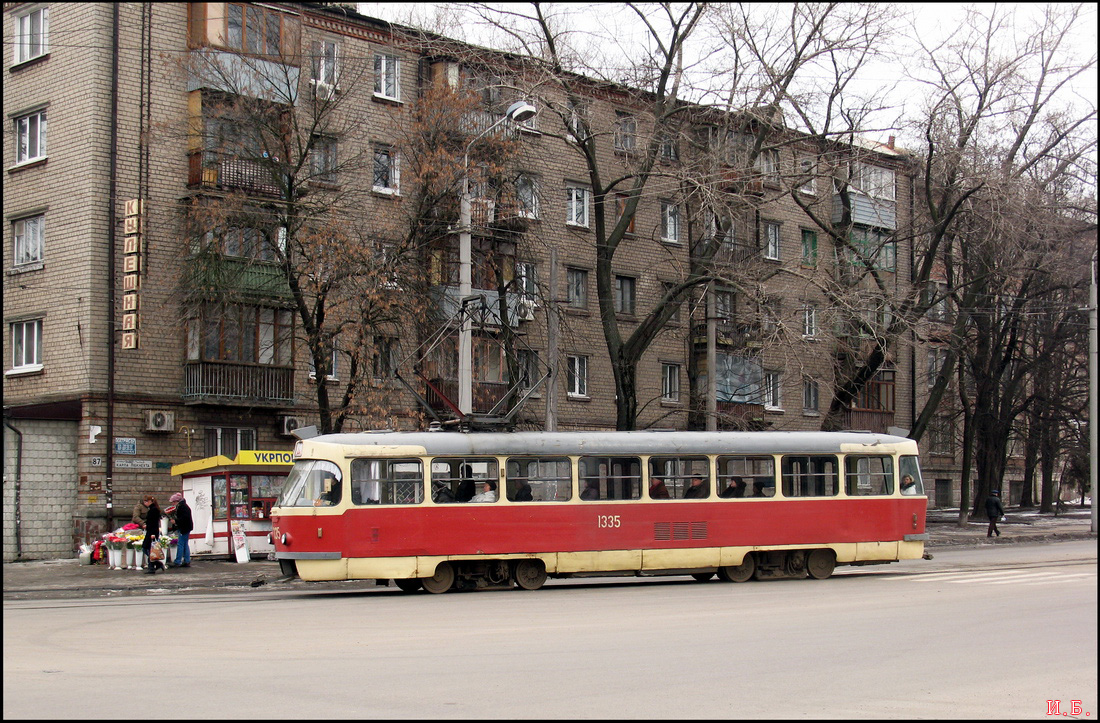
183;361;294;407
423;378;510;415
841;409;894;434
188;152;283;197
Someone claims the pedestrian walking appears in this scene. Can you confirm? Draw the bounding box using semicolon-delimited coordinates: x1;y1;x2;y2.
169;492;193;568
141;495;165;573
984;489;1004;537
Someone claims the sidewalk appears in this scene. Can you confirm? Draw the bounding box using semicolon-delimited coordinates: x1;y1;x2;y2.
3;509;1094;601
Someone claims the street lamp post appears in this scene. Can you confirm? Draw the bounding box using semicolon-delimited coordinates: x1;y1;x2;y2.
458;100;537;417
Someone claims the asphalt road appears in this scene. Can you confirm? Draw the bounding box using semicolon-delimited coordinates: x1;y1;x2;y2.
3;541;1095;719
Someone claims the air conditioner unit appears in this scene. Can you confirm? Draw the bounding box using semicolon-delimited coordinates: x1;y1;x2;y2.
278;415;304;437
310;79;337;101
143;410;175;433
518;298;537;321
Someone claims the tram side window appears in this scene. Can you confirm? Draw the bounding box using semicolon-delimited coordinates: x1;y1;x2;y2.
506;457;571;501
781;455;838;497
717;456;775;498
899;455;925;495
431;457;499;503
351;458;424;505
845;455;894;496
578;456;641;501
277;460;343;507
649;456;710;499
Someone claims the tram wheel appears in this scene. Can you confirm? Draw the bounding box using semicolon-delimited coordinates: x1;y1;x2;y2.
717;554;755;583
806;549;836;580
691;572;715;582
421;562;455;594
394;578;422;593
513;559;547;590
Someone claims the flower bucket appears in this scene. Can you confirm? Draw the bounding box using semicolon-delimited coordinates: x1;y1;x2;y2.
134;549;145;569
123;546;134;569
108;548;122;569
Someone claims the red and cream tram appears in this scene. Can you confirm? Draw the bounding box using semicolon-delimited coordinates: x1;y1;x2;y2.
270;431;928;593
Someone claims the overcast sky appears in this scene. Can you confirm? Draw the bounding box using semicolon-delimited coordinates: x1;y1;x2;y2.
357;2;1097;151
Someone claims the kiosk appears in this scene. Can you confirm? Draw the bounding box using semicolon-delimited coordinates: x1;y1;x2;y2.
171;450;293;558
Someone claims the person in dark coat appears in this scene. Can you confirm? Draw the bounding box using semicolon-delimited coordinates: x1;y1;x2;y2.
984;489;1004;537
683;476;709;499
169;492;193;567
142;496;164;573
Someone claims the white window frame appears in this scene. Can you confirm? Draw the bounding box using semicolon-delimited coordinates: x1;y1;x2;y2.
14;110;47;165
374;53;401;101
566;267;588;309
372;144;399;194
311;40;339;97
614;112;637;152
8;318;43;374
855;162;896;202
799;157;817;195
763;371;782;410
662;363;681;402
661;201;681;244
308;345;340;382
756;148;780;183
802;303;818;338
12;215;44;267
803;378;819;413
614;275;636;315
310;134;338;184
14;6;49;65
763;221;780;261
566;354;588;397
566;185;589;227
516;174;539;219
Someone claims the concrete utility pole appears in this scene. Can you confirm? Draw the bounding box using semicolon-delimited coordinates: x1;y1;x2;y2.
458;100;538;417
1090;251;1097;533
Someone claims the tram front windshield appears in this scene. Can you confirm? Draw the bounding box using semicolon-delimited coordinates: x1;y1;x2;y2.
277;459;343;507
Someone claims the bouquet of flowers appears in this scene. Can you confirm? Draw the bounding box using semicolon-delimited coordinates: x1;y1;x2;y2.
157;535;175;550
127;534;145;549
103;535;128;550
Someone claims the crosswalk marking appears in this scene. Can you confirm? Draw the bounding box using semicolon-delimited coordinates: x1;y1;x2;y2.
908;569;1095;586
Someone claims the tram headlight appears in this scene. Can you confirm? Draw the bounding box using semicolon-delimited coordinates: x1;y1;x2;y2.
281;532;290;546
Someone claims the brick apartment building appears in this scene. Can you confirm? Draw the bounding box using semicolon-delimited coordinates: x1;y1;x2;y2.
4;2;945;561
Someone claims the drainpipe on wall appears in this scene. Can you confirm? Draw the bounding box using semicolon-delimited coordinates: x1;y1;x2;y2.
105;2;121;531
4;416;24;560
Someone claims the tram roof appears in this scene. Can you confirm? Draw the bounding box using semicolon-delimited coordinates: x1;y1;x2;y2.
299;430;917;457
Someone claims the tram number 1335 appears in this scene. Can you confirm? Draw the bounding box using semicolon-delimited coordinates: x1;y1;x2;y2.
597;515;621;529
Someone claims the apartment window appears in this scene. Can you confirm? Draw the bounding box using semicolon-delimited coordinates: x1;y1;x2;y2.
15;110;47;165
854;162;896;202
927;347;947;388
715;287;734;323
801;303;818;338
308;345;340;381
516;262;538;303
310;135;338;184
187;304;292;366
209;226;278;262
373;145;399;193
661;201;681;243
799;157;817;195
846;227;896;271
204;427;255;458
763;371;781;409
373;336;398;379
803;379;819;413
516;349;539;390
756;148;780;183
9;319;43;373
801;229;818;267
659;132;679;162
374;53;401;100
763;221;780;260
14;6;49;64
853;368;896;412
567;185;589;227
566;355;588;397
662;363;681;402
615;195;636;234
515;174;539;219
662;283;682;323
566;101;588;143
925;282;951;322
566;268;588;308
614;112;637;152
224;3;294;58
311;40;339;90
614;276;636;315
12;215;44;267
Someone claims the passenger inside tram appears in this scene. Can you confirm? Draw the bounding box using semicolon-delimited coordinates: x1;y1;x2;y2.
649;476;671;499
684;476;709;498
469;480;498;503
721;476;746;498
